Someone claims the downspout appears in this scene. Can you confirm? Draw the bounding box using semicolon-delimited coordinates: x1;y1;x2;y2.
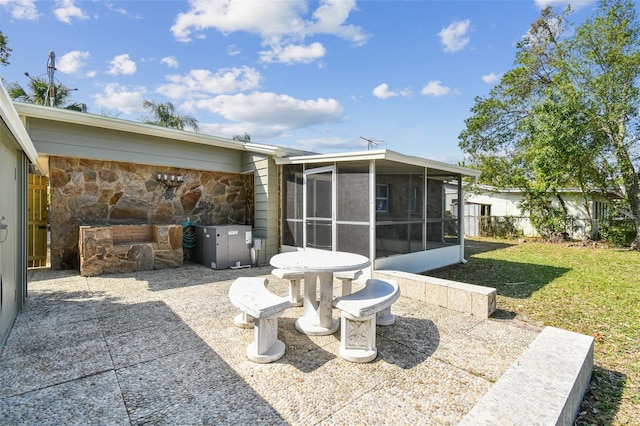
460;174;479;264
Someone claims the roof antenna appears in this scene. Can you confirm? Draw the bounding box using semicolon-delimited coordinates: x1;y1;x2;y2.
45;51;56;107
359;136;383;150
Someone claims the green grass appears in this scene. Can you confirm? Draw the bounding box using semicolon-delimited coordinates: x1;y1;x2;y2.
428;237;640;425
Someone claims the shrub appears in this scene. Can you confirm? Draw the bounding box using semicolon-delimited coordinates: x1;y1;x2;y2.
599;219;637;247
480;216;521;239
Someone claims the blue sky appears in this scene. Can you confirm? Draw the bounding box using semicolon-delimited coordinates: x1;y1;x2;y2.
0;0;604;163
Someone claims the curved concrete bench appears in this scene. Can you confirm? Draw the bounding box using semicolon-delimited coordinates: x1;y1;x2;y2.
229;277;291;363
336;270;395;325
272;268;304;307
333;278;400;363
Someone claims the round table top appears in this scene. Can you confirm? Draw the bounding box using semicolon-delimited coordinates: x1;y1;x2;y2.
270;250;370;273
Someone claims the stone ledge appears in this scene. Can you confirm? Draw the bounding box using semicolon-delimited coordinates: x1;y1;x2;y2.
459;326;594;426
79;224;183;276
372;270;496;318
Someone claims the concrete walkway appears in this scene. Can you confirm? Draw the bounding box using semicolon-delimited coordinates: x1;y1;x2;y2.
1;264;541;425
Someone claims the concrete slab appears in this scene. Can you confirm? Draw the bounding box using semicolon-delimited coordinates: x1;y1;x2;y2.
0;265;592;425
459;326;594;426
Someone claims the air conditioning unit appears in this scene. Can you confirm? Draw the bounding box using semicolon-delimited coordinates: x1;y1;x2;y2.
194;225;252;269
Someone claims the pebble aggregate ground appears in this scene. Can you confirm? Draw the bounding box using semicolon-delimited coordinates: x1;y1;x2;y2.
0;264;539;425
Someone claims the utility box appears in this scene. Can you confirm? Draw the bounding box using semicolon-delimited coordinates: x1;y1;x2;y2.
194;225;252;269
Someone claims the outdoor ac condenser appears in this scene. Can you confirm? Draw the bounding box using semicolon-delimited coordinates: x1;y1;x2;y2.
194;225;252;269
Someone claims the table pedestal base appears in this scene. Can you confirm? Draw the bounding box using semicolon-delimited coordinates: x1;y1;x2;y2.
294;271;340;336
295;316;339;336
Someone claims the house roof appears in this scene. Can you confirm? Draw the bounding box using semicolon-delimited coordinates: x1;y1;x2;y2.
12;101;479;178
274;149;481;177
13;101;312;160
0;87;44;172
471;183;622;198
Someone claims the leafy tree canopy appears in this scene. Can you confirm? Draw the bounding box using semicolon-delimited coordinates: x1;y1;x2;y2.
459;0;640;246
0;30;11;67
7;76;84;111
232;132;251;142
142;100;200;132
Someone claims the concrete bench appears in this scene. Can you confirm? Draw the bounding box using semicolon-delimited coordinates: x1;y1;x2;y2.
228;277;292;363
272;268;304;307
336;270;395;326
459;326;594;426
333;278;400;363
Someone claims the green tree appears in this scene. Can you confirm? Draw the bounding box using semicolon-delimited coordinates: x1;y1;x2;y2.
6;76;84;111
232;132;251;142
0;30;11;66
459;0;640;246
142;100;200;132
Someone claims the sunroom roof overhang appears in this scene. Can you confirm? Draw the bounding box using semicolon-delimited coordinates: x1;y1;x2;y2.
273;149;481;178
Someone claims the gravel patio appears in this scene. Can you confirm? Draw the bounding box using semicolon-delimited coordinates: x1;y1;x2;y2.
0;264;539;425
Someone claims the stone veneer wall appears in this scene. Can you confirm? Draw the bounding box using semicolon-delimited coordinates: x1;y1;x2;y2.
49;156;254;270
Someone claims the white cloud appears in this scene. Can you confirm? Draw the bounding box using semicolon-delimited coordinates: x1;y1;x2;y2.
57;50;90;74
227;44;241;56
160;56;179;68
54;0;89;24
482;72;500;84
260;42;326;64
0;0;39;20
534;0;595;10
170;0;366;63
105;1;128;15
306;0;367;46
157;66;262;99
194;92;343;129
171;0;307;41
92;83;145;115
438;19;471;52
107;54;137;75
372;83;411;100
85;70;97;78
421;80;451;97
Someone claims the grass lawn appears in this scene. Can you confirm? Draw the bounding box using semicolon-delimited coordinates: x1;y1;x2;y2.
428;237;639;425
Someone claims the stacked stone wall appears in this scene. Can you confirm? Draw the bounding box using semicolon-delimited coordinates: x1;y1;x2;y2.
49;156;254;270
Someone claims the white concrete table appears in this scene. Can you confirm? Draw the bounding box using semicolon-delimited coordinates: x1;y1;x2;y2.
270;250;371;336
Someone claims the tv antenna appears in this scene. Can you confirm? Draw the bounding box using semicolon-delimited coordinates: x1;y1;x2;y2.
359;136;383;150
24;51;78;107
44;51;56;107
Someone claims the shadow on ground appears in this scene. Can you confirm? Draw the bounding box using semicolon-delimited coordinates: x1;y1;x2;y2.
429;258;570;299
0;286;286;424
575;366;627;426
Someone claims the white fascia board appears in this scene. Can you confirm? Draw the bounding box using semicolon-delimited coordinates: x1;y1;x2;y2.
382;150;481;177
274;148;481;178
1;87;42;171
274;149;387;165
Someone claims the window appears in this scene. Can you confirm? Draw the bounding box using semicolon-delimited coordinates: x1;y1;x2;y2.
593;201;609;221
376;184;389;212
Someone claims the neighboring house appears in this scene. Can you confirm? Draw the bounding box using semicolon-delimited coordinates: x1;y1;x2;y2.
462;185;615;239
2;95;480;348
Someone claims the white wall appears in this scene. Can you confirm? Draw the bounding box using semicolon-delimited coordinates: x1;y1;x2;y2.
467;190;601;239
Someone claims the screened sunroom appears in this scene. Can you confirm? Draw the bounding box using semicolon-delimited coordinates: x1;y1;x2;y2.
275;150;480;273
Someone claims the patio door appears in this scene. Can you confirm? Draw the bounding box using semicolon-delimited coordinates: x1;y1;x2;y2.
304;166;335;250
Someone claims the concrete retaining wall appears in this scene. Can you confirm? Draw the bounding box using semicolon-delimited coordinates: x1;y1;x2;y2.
373;270;497;319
